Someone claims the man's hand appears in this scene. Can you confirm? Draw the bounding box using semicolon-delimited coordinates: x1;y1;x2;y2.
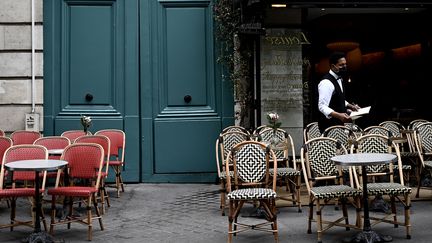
332;112;352;123
347;103;360;111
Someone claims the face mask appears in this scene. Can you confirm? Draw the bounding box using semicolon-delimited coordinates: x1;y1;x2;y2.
337;66;348;76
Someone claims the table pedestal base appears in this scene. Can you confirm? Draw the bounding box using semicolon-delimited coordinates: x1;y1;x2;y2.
22;231;64;243
343;230;392;243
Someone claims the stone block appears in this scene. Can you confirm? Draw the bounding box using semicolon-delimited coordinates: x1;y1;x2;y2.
0;79;43;104
1;25;43;50
0;0;43;23
0;52;43;77
0;105;43;132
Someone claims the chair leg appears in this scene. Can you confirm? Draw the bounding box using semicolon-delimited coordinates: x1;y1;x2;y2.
390;196;397;228
316;199;323;243
50;195;56;235
10;197;16;231
92;194;104;230
87;196;93;241
296;176;302;212
227;200;233;243
415;164;423;198
341;198;350;231
307;197;313;234
405;194;411;239
220;179;226;216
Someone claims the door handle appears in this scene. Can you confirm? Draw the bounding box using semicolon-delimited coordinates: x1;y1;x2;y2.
184;95;192;103
85;93;93;102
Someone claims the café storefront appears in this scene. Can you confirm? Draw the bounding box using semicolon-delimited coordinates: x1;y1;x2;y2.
43;0;432;182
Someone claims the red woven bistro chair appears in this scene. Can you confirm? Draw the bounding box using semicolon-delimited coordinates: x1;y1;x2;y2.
61;130;91;144
34;136;71;181
0;144;48;230
74;135;111;214
10;130;42;145
95;129;126;198
0;136;13;208
48;143;105;241
0;129;5;137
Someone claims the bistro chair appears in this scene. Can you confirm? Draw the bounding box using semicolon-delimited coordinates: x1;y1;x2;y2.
225;140;278;242
47;143;105;241
379;121;415;184
95;129;126;198
303;122;321;143
74;135;111;214
351;134;412;239
0;129;5;137
34;136;70;181
10;130;42;145
0;144;48;230
300;137;361;243
406;119;428;153
34;136;71;160
256;127;302;212
61;130;91;143
0;136;13;208
215;130;250;216
412;121;432;198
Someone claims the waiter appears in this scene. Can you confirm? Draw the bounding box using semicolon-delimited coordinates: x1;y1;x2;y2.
317;51;360;133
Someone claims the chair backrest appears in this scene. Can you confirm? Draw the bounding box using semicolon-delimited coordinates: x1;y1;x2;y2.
323;125;357;151
379;120;405;138
257;128;292;163
216;131;249;177
95;129;125;161
34;136;71;159
221;126;250;135
1;144;48;188
408;119;428;130
74;135;110;173
352;134;403;185
225;141;277;192
0;137;13;164
300;137;348;194
0;129;5;137
303;122;321;143
60;143;104;189
413;122;432;155
363;126;392;137
61;130;92;143
10;130;42;145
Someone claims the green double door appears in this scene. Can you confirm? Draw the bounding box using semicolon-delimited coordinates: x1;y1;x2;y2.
43;0;233;182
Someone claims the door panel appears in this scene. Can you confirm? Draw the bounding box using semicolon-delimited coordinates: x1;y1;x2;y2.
69;5;112;105
166;8;207;106
44;0;140;182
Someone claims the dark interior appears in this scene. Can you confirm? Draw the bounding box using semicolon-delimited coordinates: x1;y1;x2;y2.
274;7;432;128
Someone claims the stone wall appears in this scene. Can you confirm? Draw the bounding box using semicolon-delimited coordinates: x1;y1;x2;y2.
0;0;43;133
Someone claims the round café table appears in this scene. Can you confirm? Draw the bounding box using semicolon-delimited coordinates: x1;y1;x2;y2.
331;153;397;243
5;159;68;243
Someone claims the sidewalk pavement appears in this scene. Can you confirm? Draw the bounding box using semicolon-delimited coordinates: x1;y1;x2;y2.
1;183;432;243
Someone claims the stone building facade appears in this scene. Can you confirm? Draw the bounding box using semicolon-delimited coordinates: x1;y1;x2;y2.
0;0;43;133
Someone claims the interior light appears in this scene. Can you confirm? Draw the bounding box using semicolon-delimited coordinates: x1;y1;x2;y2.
271;4;287;8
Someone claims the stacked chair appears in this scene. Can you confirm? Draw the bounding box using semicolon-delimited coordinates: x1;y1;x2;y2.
256;127;302;212
74;135;111;214
95;129;126;198
215;129;250;216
